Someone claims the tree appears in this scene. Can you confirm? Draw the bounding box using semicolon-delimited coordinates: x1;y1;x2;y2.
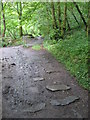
67;17;71;31
57;1;61;30
68;8;80;26
61;1;67;38
1;2;6;37
0;1;1;36
17;2;23;37
73;1;87;30
87;1;90;37
51;1;58;29
0;2;88;41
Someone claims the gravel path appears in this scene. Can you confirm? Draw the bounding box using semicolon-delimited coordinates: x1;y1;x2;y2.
0;37;88;118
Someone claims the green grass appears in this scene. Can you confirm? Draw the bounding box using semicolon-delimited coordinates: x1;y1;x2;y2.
44;29;89;90
0;37;23;47
32;44;41;50
12;39;24;46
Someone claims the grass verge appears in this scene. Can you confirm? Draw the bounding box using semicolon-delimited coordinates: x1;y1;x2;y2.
32;44;41;50
0;38;23;47
44;29;89;90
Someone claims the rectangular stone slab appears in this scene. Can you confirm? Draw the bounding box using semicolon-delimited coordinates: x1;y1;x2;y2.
46;84;71;91
50;96;79;106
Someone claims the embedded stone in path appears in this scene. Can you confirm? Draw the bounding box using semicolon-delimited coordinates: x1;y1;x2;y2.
50;96;79;106
24;102;46;113
46;70;60;74
33;77;45;82
46;70;53;74
46;70;56;74
2;85;11;94
11;63;16;66
46;84;71;91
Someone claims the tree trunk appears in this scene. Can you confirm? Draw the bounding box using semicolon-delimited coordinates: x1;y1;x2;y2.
0;2;1;36
51;1;58;29
45;3;50;21
62;2;67;37
72;11;80;26
19;2;23;37
17;2;23;37
87;2;90;37
67;17;71;31
68;8;80;26
57;1;61;30
73;1;87;29
2;2;6;37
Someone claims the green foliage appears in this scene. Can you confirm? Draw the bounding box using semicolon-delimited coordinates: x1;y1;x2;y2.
44;29;89;90
32;44;41;50
1;2;88;40
0;37;23;47
11;39;24;46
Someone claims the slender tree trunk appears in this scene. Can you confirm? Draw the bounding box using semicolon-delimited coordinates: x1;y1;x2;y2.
17;2;23;37
62;1;67;37
45;3;51;37
45;2;50;20
67;17;71;31
2;2;6;37
73;1;87;29
72;11;80;26
0;2;1;36
87;2;90;37
51;1;58;29
19;2;23;37
68;8;80;26
57;1;61;30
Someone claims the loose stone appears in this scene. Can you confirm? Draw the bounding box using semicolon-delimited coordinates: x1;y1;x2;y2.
33;77;45;82
50;96;79;106
46;84;71;91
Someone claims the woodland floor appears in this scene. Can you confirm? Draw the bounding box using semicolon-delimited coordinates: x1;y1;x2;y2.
0;37;88;118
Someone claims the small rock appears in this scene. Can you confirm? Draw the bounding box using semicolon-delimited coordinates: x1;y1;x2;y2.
46;84;71;91
50;96;79;106
46;70;60;74
53;82;57;84
33;77;45;82
2;65;5;68
5;57;9;60
3;76;13;79
46;71;54;74
11;63;16;66
2;85;11;94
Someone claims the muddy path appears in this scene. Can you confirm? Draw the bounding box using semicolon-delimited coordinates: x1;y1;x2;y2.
0;37;88;118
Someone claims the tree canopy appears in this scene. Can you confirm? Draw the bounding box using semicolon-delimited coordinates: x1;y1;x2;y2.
1;1;89;41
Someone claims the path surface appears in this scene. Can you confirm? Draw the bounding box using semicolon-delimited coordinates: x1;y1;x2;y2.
0;37;88;118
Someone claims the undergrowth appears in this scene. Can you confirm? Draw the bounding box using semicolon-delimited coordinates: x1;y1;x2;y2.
44;29;89;90
0;37;23;47
32;44;41;50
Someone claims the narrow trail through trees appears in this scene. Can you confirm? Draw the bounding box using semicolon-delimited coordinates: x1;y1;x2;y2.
1;37;88;118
